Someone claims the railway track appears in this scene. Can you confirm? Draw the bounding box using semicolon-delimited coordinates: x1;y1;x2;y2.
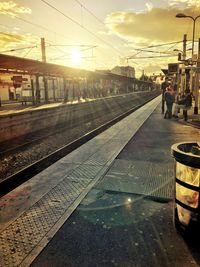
0;112;102;156
0;94;158;197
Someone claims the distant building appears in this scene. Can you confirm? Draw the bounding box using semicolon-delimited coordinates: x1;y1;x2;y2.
149;73;164;84
111;66;135;78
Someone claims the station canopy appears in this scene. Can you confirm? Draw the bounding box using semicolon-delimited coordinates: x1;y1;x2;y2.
0;53;139;82
0;53;92;77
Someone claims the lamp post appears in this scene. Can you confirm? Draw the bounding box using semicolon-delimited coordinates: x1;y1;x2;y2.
176;13;200;114
176;13;200;58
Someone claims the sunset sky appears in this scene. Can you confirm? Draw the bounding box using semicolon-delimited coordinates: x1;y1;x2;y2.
0;0;200;77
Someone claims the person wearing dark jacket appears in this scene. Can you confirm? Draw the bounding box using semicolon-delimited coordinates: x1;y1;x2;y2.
173;89;192;121
161;78;169;114
164;85;174;119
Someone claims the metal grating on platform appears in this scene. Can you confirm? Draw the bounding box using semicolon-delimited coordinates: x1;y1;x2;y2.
0;164;102;267
97;160;174;200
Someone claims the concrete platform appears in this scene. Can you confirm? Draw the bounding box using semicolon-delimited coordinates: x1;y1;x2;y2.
0;95;200;267
0;91;159;143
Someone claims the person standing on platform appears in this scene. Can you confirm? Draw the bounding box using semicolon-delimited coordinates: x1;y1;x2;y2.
173;89;192;121
164;84;174;119
161;77;169;114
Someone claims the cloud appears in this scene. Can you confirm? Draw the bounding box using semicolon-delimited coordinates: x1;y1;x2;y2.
168;0;200;8
0;32;39;56
0;1;32;17
105;6;200;47
0;32;25;43
145;2;153;11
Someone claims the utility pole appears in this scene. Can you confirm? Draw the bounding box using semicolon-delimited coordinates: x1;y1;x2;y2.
41;37;46;63
180;34;187;94
41;37;48;103
182;34;187;60
194;38;200;114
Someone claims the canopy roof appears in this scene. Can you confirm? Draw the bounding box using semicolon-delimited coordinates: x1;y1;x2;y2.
0;53;92;77
0;54;150;83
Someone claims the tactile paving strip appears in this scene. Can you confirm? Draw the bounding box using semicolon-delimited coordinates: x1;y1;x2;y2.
0;165;102;267
0;237;34;267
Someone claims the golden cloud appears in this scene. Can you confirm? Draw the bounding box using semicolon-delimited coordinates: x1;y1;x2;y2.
105;7;200;46
0;1;31;16
168;0;200;8
0;32;25;43
0;32;39;57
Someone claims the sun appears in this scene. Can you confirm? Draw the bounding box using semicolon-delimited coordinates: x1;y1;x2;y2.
70;48;81;65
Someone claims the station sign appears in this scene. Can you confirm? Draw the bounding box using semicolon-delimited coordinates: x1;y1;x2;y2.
168;63;179;74
11;76;28;89
11;76;28;82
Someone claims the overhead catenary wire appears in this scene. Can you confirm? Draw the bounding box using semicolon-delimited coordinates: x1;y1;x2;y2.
23;46;36;58
13;15;58;37
46;39;97;62
48;45;96;61
40;0;125;57
127;40;189;59
0;45;37;53
2;2;192;71
2;16;100;65
130;48;173;55
6;14;95;50
1;6;181;65
128;55;177;59
74;0;105;26
74;0;199;60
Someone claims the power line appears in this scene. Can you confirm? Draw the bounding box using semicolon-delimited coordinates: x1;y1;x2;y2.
142;40;183;49
49;44;97;49
1;13;101;52
130;48;173;55
129;55;177;59
74;0;104;26
128;40;184;59
23;46;36;58
9;14;87;47
0;45;37;53
74;0;132;49
40;0;124;56
49;55;96;61
13;15;58;36
46;41;96;61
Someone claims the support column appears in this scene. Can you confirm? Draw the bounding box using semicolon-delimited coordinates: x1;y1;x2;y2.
63;77;68;103
194;38;200;114
35;74;40;104
43;76;49;103
31;78;35;105
52;78;56;101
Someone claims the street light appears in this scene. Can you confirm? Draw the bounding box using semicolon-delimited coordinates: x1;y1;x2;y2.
173;48;192;62
176;13;200;114
176;13;200;58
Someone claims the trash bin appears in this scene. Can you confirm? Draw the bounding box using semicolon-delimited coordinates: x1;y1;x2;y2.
171;142;200;236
